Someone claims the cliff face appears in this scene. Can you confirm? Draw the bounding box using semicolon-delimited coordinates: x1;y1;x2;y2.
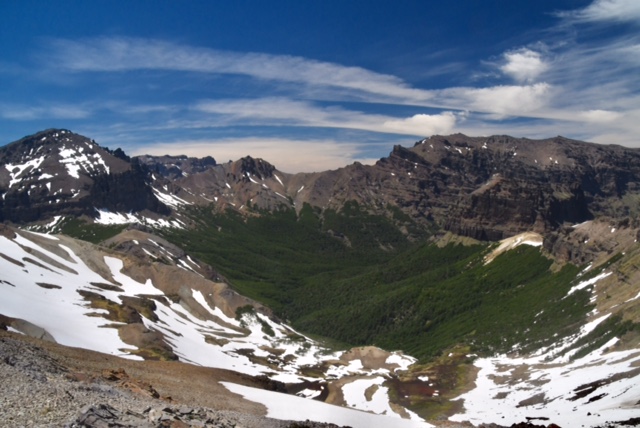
97;133;640;242
407;135;640;240
136;154;217;180
278;134;640;241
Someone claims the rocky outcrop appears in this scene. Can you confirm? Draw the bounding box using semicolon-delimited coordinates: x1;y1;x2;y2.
137;154;217;180
158;133;640;243
284;134;640;241
0;332;353;428
88;161;171;215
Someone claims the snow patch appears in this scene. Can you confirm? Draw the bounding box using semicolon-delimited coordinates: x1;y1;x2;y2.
484;232;543;264
221;382;431;428
566;271;612;297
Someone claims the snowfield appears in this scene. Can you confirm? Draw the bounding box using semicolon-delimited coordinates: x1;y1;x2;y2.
222;382;433;428
0;231;140;358
450;347;640;427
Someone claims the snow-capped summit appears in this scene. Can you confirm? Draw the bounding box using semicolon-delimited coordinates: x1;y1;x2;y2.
0;129;169;223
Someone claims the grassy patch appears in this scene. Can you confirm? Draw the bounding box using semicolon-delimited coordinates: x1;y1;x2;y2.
568;315;639;360
60;217;126;244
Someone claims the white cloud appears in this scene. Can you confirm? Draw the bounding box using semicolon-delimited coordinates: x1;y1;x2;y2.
130;137;379;173
562;0;640;23
382;112;457;136
194;97;457;137
500;48;549;83
579;109;622;123
440;83;552;116
25;22;640;154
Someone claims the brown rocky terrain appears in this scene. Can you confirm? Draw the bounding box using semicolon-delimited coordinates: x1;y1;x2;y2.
0;329;332;427
5;130;640;262
2;130;640;427
2;330;571;428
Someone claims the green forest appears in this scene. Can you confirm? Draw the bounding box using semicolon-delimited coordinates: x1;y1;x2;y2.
161;203;604;361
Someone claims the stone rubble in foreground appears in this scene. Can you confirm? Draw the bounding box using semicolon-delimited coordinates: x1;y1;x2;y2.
0;333;332;428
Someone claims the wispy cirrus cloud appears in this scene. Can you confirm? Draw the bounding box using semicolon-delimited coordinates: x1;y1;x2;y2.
0;103;92;120
41;36;557;118
557;0;640;23
44;37;431;104
36;31;638;149
193;97;459;136
6;0;638;172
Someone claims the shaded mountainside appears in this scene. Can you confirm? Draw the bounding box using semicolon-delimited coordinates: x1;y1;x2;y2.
0;129;169;224
279;134;640;241
136;153;218;180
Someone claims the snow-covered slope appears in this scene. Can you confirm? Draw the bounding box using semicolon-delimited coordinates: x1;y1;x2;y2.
449;236;640;427
450;344;640;427
0;225;425;426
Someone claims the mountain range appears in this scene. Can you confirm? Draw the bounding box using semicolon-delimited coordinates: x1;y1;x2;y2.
1;128;639;427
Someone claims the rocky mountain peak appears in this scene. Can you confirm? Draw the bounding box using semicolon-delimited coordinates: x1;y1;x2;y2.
231;156;276;180
136;154;217;180
0;130;170;224
5;129;640;250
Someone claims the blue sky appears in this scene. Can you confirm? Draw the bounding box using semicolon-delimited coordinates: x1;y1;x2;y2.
1;0;639;172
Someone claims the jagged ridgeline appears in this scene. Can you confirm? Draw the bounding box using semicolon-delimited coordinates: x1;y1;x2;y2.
2;129;639;363
0;129;171;224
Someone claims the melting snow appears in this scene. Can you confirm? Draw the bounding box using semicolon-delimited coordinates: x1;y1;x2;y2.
94;209;185;229
222;382;432;428
343;376;398;416
0;233;140;358
566;271;612;296
59;145;110;178
5;156;46;188
152;188;191;208
449;345;640;427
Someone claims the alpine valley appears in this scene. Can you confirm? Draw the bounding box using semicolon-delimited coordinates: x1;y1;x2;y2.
1;128;640;428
